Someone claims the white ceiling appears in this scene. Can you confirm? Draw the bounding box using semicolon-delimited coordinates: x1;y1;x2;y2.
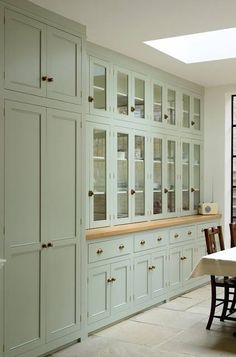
30;0;236;87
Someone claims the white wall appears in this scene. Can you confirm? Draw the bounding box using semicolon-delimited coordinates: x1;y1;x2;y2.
204;85;236;246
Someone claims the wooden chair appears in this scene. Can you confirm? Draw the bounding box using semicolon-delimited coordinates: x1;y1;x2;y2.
229;222;236;248
204;226;236;330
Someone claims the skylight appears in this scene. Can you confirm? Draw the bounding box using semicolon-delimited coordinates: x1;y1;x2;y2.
144;28;236;64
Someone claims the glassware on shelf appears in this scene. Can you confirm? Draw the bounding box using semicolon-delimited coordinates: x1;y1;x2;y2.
117;71;128;115
153;84;162;122
93;63;106;110
134;78;145;119
182;94;190;128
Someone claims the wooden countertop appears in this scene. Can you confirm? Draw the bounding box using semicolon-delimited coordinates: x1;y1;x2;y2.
86;214;221;240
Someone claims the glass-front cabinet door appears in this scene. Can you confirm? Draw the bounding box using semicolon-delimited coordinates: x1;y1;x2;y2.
131;73;147;120
114;67;131;117
164;138;177;215
182;94;190;129
152;136;163;217
181;141;190;213
134;135;146;218
192;143;201;211
87;124;110;228
116;131;130;222
165;88;176;126
88;57;111;115
192;97;201;131
153;82;163;123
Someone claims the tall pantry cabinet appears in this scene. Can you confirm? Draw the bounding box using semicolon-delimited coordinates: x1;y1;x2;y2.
0;1;86;357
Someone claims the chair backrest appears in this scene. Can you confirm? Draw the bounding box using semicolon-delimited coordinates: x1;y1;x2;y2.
229;222;236;248
204;226;225;254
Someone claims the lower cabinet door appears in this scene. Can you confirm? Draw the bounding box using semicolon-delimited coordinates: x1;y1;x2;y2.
88;265;110;324
169;247;182;291
182;246;194;285
110;260;131;315
134;254;151;304
151;250;167;298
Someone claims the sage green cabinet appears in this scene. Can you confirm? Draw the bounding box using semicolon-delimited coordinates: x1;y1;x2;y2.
181;92;202;133
4;101;81;356
88;259;131;325
134;249;167;305
4;8;82;104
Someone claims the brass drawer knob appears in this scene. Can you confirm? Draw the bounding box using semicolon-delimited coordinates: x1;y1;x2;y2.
88;96;94;102
164;114;168;120
47;77;54;82
191;187;196;193
88;190;94;197
47;242;53;248
181;256;187;260
148;266;153;270
157;237;162;241
107;278;112;283
42;76;47;81
131;189;136;195
174;233;179;238
152;265;156;270
130;106;135;112
96;248;103;254
42;243;47;249
140;240;146;245
119;244;125;250
111;277;116;282
164;188;169;194
191;120;195;126
188;231;192;235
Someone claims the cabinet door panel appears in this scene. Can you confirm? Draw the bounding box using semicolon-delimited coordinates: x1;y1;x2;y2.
47;27;82;104
151;251;167;298
45;109;78;240
182;246;194;284
88;265;110;324
111;260;131;314
4;9;46;96
134;255;150;304
4;101;45;354
46;243;79;341
169;248;182;291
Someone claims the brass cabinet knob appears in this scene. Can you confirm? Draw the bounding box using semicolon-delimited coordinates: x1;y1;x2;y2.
47;242;53;248
191;187;195;193
111;277;116;282
47;77;54;82
164;114;168;120
174;233;179;238
157;237;162;241
96;248;103;254
42;76;47;81
191;121;195;126
107;278;112;283
42;243;47;249
88;190;94;197
131;189;136;195
181;256;187;260
164;188;169;194
119;244;125;250
201;228;204;233
152;265;156;270
188;231;192;235
88;96;94;102
130;106;135;112
148;266;153;270
140;240;146;245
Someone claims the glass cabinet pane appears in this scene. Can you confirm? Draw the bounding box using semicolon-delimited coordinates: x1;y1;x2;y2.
167;140;176;212
117;133;129;219
167;89;176;125
134;78;145;118
93;63;106;110
182;142;190;211
153;84;162;122
193;144;200;210
153;138;162;214
193;98;200;130
117;71;128;115
134;135;145;216
182;94;190;128
93;129;106;221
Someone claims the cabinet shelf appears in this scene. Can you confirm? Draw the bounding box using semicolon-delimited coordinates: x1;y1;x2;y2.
153;159;162;163
94;156;105;160
135;96;144;102
94;85;105;92
135;158;144;162
154;102;162;106
94;191;105;195
135;190;144;193
117;92;128;97
117;190;128;194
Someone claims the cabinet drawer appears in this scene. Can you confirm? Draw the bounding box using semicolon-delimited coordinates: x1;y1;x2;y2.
153;230;169;248
88;237;132;263
197;221;218;238
134;232;153;252
170;226;195;244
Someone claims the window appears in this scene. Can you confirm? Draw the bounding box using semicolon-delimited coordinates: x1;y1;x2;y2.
231;96;236;221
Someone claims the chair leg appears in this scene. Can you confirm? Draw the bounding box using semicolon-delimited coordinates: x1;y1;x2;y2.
221;286;229;321
230;288;236;313
206;282;216;330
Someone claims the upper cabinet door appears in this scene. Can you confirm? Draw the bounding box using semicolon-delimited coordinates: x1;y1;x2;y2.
181;92;202;133
192;97;201;131
46;27;82;104
88;57;112;116
4;9;47;96
152;81;163;123
114;67;131;118
182;94;191;129
131;73;148;120
165;87;176;126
